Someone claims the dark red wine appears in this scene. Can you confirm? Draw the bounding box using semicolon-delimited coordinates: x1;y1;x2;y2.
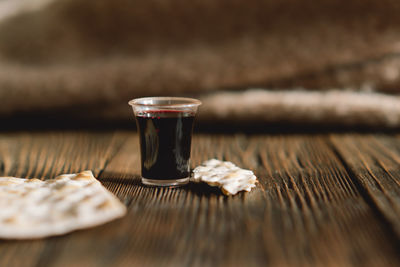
135;110;195;180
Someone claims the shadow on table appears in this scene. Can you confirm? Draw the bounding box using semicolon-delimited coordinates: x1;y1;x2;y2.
1;113;400;135
98;171;225;197
185;182;225;197
98;174;141;186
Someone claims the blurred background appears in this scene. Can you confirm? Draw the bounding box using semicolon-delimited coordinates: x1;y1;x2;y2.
1;0;400;131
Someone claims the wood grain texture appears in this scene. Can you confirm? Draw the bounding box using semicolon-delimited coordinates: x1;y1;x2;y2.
0;131;399;267
330;134;400;238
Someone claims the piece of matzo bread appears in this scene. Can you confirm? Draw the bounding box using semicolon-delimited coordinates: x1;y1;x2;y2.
192;159;257;195
0;170;126;239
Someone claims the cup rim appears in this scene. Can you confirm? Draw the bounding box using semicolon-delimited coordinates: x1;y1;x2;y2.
128;97;202;108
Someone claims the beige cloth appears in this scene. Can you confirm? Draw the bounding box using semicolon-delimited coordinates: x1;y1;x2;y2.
200;90;400;127
0;0;400;127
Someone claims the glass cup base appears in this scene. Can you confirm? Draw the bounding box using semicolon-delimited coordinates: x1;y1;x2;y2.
141;177;189;187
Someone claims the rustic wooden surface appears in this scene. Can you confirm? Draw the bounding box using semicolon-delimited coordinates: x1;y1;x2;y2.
0;131;400;267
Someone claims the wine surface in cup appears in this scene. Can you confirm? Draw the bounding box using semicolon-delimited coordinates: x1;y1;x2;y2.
135;110;195;180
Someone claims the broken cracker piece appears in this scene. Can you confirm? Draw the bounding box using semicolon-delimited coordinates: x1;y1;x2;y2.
192;159;257;195
0;170;127;239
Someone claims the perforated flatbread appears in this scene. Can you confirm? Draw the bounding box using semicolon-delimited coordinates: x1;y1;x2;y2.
0;171;127;239
192;159;257;195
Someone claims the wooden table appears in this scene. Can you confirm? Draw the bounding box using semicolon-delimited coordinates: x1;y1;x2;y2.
0;131;400;266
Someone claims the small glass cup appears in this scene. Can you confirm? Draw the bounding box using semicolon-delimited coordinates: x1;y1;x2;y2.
129;97;201;187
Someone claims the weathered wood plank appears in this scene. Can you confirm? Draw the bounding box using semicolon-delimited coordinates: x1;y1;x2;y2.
330;134;400;238
0;132;122;178
254;135;399;266
0;132;399;267
49;132;400;266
